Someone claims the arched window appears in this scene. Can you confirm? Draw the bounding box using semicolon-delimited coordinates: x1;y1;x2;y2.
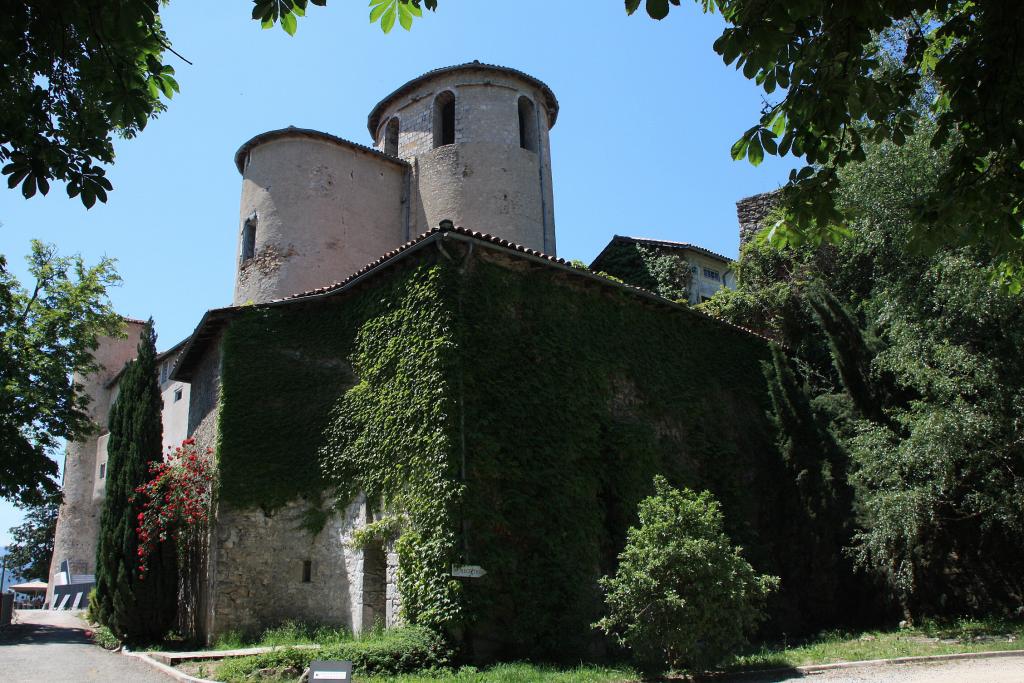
518;96;537;152
384;117;399;156
240;216;257;265
433;91;455;148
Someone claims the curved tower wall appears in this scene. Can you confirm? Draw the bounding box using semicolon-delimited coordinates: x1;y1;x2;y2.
46;320;145;605
233;135;407;305
371;68;557;255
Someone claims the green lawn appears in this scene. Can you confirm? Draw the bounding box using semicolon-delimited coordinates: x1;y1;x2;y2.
728;618;1024;671
359;664;636;683
190;617;1024;682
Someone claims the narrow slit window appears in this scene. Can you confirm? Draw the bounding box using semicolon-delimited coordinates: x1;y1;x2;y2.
99;463;106;480
433;91;455;148
302;560;312;583
240;217;257;265
173;387;183;402
518;96;537;151
384;117;400;156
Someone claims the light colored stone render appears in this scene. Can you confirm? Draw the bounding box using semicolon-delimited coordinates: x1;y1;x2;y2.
159;354;191;454
683;250;735;304
46;320;145;604
233;134;409;305
182;334;400;641
371;67;557;254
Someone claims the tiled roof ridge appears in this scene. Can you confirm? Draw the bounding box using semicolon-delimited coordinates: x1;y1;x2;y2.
278;225;570;302
367;61;559;136
275;226;771;344
234;127;407;174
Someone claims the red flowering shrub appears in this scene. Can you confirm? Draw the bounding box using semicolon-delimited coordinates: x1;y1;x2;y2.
133;439;214;577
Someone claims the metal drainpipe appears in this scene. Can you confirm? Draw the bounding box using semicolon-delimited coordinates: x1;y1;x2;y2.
437;233;472;562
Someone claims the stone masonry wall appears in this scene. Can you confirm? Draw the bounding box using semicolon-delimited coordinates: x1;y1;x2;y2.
736;190;780;246
206;491;402;640
371;67;557;254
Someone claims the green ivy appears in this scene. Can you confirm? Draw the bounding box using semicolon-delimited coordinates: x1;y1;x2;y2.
592;242;691;301
215;243;824;656
319;259;464;629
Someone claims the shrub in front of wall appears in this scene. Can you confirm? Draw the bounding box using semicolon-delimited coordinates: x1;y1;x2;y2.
215;625;452;681
595;476;779;678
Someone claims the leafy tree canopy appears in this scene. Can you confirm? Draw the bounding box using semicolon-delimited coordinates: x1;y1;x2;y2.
4;487;61;581
1;1;179;207
701;116;1024;618
0;242;122;506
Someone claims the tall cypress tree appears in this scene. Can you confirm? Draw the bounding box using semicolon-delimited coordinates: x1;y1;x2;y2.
94;320;177;642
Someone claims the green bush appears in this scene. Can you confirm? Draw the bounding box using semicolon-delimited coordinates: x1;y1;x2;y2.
595;476;779;677
215;626;451;681
90;624;121;650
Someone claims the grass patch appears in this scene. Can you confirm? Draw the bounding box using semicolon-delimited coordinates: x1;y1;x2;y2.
90;624;121;650
212;621;354;650
360;663;636;682
215;626;451;681
728;617;1024;671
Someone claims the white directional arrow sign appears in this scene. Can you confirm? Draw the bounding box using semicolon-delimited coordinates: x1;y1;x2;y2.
451;565;487;578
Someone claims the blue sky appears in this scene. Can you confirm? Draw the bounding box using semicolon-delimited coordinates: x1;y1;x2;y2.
0;1;798;548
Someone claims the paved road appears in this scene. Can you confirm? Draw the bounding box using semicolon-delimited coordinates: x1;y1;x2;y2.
0;609;172;682
723;653;1024;682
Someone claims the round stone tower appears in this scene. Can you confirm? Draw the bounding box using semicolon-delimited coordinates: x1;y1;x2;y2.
232;129;410;305
368;61;558;255
231;62;558;306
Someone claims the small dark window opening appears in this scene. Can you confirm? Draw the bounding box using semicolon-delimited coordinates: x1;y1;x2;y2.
240;217;257;264
99;463;106;480
384;117;400;156
301;560;312;583
433;91;455;148
518;96;537;152
173;387;183;402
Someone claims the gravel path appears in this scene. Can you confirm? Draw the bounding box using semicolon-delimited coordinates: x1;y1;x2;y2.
0;609;172;682
726;653;1024;682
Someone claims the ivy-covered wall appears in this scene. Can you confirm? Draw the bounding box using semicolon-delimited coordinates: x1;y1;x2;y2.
454;250;785;659
589;240;692;302
210;237;824;655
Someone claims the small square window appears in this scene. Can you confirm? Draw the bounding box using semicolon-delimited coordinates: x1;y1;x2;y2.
99;463;106;480
173;387;183;402
302;560;312;583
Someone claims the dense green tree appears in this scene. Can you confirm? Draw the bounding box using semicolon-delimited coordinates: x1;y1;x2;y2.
3;488;61;580
0;241;122;506
1;1;179;207
596;476;778;677
702;117;1024;618
94;320;177;643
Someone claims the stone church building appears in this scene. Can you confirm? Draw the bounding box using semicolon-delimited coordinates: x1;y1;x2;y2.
49;63;790;654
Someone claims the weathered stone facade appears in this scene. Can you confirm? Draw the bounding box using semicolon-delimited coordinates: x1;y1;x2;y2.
736;190;780;246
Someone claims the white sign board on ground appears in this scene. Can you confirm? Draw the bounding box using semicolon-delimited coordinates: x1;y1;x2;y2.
310;660;353;680
451;565;487;578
